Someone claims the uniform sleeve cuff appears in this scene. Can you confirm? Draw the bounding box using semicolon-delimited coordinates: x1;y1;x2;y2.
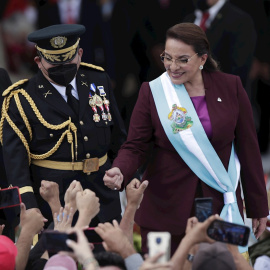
21;192;38;209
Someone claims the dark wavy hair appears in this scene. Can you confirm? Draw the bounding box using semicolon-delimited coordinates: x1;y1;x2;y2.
166;23;220;72
94;251;127;270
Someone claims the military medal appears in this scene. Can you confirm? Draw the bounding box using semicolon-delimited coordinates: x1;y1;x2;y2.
168;104;193;134
94;94;107;121
103;98;112;121
98;86;112;121
89;92;100;122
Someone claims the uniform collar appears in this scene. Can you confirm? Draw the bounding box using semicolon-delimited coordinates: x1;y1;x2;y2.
49;77;78;101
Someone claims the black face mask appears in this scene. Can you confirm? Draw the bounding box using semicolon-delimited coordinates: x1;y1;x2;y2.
47;64;78;86
194;0;210;11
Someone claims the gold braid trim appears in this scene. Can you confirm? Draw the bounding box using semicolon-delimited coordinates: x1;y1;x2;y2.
19;90;70;130
1;91;31;163
30;130;69;159
14;94;32;141
2;79;28;97
36;39;80;55
0;96;9;144
80;62;105;71
0;89;78;165
19;186;34;194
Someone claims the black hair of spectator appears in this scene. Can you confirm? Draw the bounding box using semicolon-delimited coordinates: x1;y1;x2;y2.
94;251;127;270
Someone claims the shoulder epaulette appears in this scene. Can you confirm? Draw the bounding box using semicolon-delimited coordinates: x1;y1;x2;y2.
2;79;29;97
80;62;104;71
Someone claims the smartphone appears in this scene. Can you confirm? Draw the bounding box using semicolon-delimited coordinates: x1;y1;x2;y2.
42;230;77;252
207;219;250;246
194;197;213;222
84;227;103;244
0;187;21;209
147;232;171;263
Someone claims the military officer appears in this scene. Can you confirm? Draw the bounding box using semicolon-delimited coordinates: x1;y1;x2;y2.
1;24;126;225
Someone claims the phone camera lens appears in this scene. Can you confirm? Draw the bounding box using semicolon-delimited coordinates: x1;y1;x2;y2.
156;237;162;244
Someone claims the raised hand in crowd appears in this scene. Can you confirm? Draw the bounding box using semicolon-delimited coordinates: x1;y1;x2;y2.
181;216;200;270
0;224;5;235
140;253;174;270
19;202;47;235
40;180;61;217
226;243;254;270
95;219;136;259
54;205;74;232
75;189;100;228
64;180;83;212
103;167;123;190
16;203;47;270
126;179;149;210
171;215;219;269
121;178;148;243
65;228;99;270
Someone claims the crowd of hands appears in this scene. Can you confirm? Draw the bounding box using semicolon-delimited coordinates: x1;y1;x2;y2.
0;178;254;270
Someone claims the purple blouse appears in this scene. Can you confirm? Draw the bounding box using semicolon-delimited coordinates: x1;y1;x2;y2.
190;96;213;139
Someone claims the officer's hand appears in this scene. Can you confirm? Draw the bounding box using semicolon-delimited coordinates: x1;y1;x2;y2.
76;189;100;219
103;167;123;191
64;180;83;212
39;180;60;205
19;203;47;236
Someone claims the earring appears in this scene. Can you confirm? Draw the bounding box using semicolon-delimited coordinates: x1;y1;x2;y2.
199;65;203;70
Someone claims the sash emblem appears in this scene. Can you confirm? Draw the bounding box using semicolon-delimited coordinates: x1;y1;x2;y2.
168;104;193;133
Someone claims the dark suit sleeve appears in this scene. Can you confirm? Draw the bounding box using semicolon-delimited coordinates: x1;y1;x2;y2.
112;82;153;185
2;96;38;210
234;76;269;218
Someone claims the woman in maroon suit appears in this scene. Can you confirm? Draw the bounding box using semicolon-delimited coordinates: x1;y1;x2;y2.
103;23;269;255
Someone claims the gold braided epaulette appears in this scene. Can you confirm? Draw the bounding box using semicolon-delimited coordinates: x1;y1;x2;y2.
80;62;104;71
2;79;29;97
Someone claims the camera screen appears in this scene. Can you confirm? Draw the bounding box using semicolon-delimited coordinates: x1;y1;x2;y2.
207;221;249;246
44;232;77;252
195;199;212;222
0;189;20;208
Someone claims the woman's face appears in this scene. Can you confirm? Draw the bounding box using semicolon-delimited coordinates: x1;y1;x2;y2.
163;38;206;85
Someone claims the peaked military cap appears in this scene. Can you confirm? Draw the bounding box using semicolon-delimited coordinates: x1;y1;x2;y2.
28;24;85;65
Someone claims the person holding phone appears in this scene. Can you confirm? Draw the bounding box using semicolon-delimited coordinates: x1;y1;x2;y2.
171;215;253;270
104;23;269;256
1;24;126;227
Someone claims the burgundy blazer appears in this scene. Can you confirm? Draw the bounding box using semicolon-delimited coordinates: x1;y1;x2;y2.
113;71;269;234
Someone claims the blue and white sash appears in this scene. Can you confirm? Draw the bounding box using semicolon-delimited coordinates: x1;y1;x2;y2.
150;72;247;252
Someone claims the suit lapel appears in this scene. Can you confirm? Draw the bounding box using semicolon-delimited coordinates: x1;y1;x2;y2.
203;71;229;147
206;2;228;32
203;71;216;142
35;71;76;118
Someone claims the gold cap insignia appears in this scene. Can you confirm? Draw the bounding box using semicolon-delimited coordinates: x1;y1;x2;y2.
50;36;67;48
